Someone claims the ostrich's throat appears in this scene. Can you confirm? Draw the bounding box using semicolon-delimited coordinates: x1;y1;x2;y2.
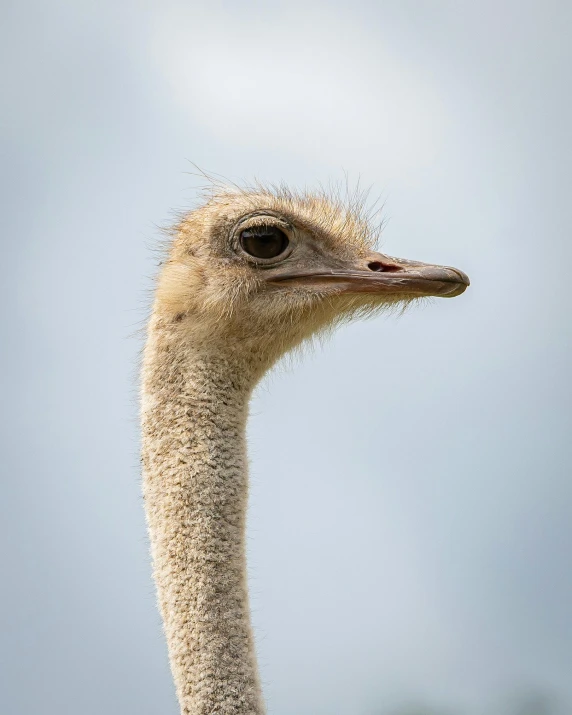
141;330;264;715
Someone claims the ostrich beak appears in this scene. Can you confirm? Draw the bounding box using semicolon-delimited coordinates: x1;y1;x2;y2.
267;252;470;299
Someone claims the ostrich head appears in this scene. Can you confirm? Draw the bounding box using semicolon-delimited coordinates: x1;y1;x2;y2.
155;186;469;371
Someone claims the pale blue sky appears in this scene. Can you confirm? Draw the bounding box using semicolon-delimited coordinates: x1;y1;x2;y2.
1;1;571;713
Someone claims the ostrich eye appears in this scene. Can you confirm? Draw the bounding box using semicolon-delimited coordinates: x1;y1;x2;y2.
239;225;289;259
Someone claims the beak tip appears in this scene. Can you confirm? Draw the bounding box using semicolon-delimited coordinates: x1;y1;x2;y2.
455;268;470;287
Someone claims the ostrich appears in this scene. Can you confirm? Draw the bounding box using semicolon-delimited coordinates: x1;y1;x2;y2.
141;184;469;715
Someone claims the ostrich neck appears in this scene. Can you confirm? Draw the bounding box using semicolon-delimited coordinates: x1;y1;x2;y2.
141;321;265;715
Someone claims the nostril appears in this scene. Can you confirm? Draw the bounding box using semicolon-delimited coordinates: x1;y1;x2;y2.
368;261;401;272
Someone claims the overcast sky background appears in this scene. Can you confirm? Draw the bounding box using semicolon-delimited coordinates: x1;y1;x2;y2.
1;1;571;713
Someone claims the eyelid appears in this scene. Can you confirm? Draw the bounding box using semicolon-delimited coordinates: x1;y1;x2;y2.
233;213;294;244
238;216;291;231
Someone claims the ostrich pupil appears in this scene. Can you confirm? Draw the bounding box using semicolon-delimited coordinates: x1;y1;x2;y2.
240;226;289;259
